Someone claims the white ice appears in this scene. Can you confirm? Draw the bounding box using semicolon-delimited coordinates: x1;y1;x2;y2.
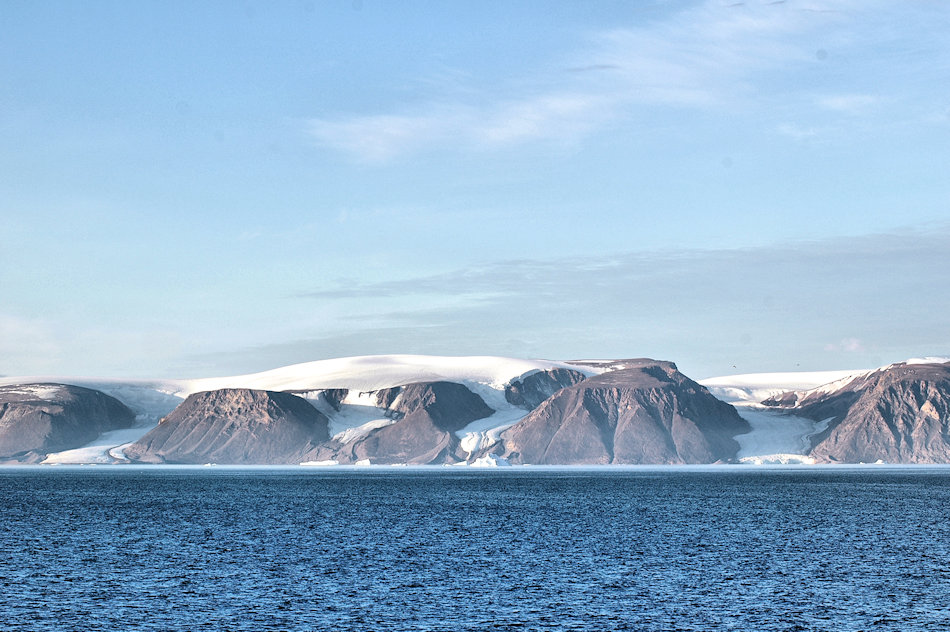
700;370;862;465
7;355;947;466
1;384;65;400
41;425;155;464
730;405;833;464
467;454;511;467
700;369;864;405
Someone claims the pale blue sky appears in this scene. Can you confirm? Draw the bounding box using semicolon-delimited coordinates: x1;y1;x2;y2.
1;0;948;379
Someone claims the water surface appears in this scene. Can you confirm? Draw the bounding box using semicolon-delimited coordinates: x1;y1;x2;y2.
2;467;949;631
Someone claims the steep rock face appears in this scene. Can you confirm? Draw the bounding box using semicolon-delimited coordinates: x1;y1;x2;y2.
505;368;588;410
320;389;349;412
765;362;950;463
310;381;494;465
488;361;748;464
0;384;135;461
125;389;329;464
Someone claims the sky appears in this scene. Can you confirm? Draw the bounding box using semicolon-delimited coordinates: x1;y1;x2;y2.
1;0;949;380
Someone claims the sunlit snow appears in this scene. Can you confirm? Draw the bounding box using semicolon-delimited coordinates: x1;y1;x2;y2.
42;426;154;464
700;370;864;464
6;355;948;465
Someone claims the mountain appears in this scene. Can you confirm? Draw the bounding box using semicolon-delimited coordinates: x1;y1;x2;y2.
9;354;949;466
124;389;330;464
762;361;950;463
0;384;135;463
483;360;749;464
307;381;495;465
504;368;588;409
0;356;597;464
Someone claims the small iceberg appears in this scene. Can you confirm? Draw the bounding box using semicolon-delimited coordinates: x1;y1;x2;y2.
469;454;510;468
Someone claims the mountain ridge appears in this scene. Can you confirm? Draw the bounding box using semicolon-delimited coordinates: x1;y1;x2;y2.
3;354;949;465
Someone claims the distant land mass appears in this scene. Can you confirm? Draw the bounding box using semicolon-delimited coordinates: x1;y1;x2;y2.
1;355;949;466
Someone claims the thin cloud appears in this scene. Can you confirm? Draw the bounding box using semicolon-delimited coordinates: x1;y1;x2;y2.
242;226;950;377
564;64;621;73
307;109;463;163
825;338;864;352
776;122;821;140
307;93;613;163
816;94;879;113
306;0;854;162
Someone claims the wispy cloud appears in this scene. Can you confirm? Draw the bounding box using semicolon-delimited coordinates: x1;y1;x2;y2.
306;0;853;162
776;122;821;140
307;93;613;163
307;109;462;163
824;337;864;352
199;225;950;377
816;93;879;113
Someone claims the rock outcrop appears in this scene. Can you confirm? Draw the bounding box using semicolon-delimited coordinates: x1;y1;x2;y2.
763;362;950;463
484;360;749;464
310;381;494;465
505;368;588;410
0;384;135;462
124;389;329;464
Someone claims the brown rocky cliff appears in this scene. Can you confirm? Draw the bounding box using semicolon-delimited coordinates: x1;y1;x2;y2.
309;381;494;465
792;363;950;463
504;368;588;410
488;361;748;464
0;384;135;461
124;389;329;464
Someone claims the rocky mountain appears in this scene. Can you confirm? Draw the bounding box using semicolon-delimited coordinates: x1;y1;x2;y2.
762;361;950;463
504;368;587;410
124;389;330;464
0;384;135;463
309;381;495;465
482;360;749;464
16;354;949;466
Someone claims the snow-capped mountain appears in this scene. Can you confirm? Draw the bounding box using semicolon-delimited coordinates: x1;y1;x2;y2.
3;354;950;465
0;355;602;464
483;360;749;465
760;359;950;463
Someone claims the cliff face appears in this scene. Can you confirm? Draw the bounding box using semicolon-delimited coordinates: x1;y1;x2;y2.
310;381;495;465
504;368;588;410
765;362;950;463
489;361;749;464
0;384;135;462
124;389;329;464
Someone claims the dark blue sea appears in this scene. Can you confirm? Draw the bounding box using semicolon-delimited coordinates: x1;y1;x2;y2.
2;467;950;631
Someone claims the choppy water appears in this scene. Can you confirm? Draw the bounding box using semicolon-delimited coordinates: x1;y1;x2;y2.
2;467;950;631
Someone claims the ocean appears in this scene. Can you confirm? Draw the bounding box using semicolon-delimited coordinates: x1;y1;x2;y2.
2;467;949;631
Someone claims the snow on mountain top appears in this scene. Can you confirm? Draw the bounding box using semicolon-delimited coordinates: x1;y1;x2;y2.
700;370;863;404
702;357;950;405
905;356;950;366
183;354;599;396
793;357;950;402
0;384;65;400
0;355;600;420
4;354;945;415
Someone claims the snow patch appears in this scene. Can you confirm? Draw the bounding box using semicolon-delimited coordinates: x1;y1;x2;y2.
468;454;510;467
738;454;817;465
732;406;833;462
457;406;528;456
183;354;599;396
906;356;950;365
333;417;396;444
700;370;863;404
9;385;64;400
41;426;154;464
